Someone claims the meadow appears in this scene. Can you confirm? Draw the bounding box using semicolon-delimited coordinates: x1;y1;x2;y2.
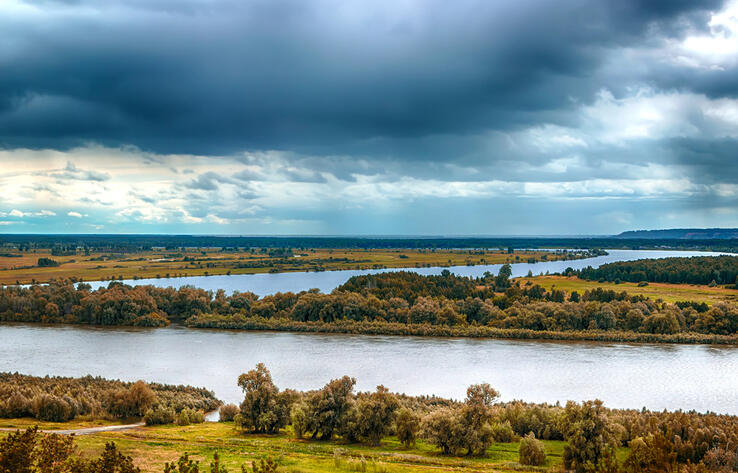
0;248;588;285
3;420;580;473
517;275;738;305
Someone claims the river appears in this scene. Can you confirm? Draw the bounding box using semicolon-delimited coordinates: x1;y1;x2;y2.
1;324;737;414
84;249;732;296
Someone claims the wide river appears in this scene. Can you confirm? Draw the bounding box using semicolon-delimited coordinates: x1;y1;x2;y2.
85;249;732;296
3;249;737;415
1;324;737;414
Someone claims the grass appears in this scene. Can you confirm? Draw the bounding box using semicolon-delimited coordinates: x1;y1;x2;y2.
0;248;585;285
70;422;571;473
0;419;588;473
0;416;128;431
517;275;738;305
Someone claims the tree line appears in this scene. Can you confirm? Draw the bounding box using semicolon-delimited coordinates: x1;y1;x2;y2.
575;255;738;286
223;364;738;472
3;364;738;472
5;234;737;252
2;272;737;340
0;373;220;423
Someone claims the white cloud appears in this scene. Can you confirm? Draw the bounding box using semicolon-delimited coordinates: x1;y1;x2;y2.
9;209;25;217
67;211;84;218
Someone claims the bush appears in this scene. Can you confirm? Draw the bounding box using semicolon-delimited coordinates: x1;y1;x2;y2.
395;408;421;448
637;281;649;287
37;258;59;267
3;392;31;418
175;407;204;426
31;394;74;422
519;432;546;465
490;421;516;443
219;403;239;422
290;403;309;439
143;406;175;425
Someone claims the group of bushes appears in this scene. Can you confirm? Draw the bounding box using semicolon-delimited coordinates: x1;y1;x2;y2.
224;364;738;472
0;373;220;422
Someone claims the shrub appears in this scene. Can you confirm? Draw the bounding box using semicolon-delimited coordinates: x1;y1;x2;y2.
519;432;546;466
637;281;649;287
175;407;204;426
219;403;239;422
490;421;516;443
143;406;175;425
31;394;74;422
3;392;31;418
290;403;309;439
395;408;421;448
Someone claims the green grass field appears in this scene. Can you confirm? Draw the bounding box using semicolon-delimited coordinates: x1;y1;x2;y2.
14;421;582;473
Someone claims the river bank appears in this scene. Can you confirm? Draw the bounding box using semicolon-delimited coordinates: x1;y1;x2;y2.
186;315;738;345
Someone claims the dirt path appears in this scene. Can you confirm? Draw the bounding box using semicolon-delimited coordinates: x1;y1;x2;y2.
0;422;145;436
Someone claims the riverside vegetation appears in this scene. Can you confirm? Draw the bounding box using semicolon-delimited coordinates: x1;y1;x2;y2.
2;364;738;472
0;373;219;424
1;264;737;343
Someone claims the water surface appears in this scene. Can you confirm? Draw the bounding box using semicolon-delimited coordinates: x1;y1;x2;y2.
1;324;736;414
84;249;732;296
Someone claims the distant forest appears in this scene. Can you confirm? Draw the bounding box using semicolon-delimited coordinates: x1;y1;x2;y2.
616;228;738;239
1;234;738;252
577;256;738;286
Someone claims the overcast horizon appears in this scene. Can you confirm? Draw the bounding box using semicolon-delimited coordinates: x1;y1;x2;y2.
2;0;738;235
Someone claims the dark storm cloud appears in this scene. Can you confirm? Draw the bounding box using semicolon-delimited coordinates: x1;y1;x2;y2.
0;0;727;157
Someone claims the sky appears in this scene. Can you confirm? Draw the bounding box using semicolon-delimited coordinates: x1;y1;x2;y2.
1;0;738;235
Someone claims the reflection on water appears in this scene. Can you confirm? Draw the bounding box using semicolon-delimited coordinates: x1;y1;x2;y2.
83;249;733;296
1;323;736;414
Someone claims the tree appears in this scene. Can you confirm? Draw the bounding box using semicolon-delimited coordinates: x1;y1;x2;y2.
495;264;512;290
304;376;356;440
237;364;294;434
351;385;399;446
421;407;458;455
395;408;421;448
561;400;618;473
455;383;499;456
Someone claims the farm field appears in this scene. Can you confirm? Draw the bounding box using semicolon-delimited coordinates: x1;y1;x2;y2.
0;248;586;285
517;275;738;305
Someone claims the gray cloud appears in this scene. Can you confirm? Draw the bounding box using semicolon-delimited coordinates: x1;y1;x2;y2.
0;0;728;160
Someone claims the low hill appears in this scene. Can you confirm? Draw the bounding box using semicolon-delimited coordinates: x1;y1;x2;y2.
616;228;738;239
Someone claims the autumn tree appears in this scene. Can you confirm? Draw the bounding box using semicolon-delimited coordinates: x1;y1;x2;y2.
237;364;295;434
351;385;399;445
395;408;421;448
561;400;618;473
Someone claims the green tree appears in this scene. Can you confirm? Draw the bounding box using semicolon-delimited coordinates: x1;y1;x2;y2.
395;408;421;448
561;400;617;473
304;376;356;440
237;364;294;434
495;264;512;290
352;385;399;446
